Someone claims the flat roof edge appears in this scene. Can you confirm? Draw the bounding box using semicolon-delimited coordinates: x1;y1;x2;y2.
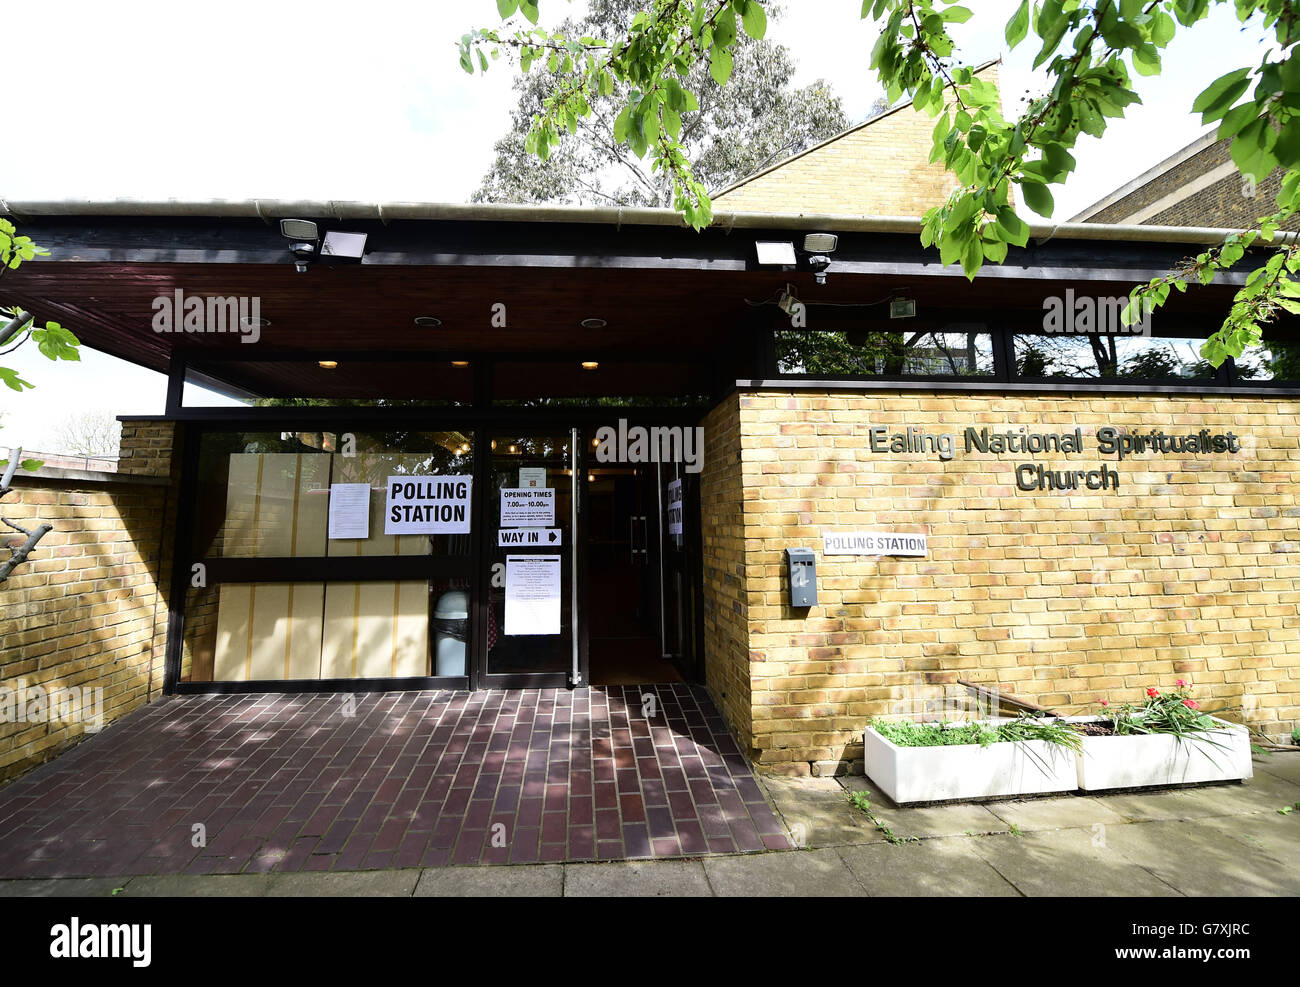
4;198;1292;247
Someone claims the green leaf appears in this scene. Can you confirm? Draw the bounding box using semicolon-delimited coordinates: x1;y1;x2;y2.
1005;0;1029;47
1192;67;1252;124
519;0;539;25
1020;181;1055;217
740;1;767;40
709;47;733;86
496;0;519;17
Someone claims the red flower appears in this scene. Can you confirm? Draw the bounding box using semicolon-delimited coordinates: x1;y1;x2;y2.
1146;688;1160;697
1100;700;1109;707
1175;679;1186;688
1183;699;1199;709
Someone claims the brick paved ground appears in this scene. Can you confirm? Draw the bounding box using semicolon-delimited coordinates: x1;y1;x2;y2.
0;686;790;878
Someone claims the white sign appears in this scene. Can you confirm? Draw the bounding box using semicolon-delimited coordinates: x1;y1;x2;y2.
504;554;562;636
501;487;555;527
384;475;473;535
519;467;548;489
327;483;371;540
498;528;562;547
822;531;928;557
667;478;683;536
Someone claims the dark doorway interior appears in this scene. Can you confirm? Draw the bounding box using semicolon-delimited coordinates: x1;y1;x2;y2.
586;465;682;686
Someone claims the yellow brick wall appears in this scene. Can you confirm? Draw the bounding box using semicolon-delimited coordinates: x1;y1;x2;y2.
726;390;1300;775
701;395;754;745
713;63;999;217
0;420;178;783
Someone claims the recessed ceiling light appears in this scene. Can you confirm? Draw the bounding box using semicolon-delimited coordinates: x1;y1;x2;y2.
414;316;442;327
581;361;599;371
451;360;469;368
580;318;607;329
318;360;338;369
240;316;271;328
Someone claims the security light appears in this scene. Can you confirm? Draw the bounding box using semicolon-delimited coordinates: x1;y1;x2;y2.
281;219;320;273
890;292;917;319
321;231;368;259
803;233;839;253
280;219;319;240
755;241;797;266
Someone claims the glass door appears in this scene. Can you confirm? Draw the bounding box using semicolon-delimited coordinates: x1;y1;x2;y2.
480;430;582;688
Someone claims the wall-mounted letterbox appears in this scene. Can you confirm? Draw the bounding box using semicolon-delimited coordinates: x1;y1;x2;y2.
786;547;817;607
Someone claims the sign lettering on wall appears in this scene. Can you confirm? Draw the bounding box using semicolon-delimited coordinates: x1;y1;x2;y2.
384;475;472;534
823;532;928;557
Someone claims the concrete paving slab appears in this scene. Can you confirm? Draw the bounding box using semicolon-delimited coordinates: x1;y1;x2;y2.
837;838;1020;896
0;878;124;897
1181;812;1300;884
1102;819;1298;897
762;775;875;847
969;827;1183;897
119;874;273;897
868;800;1009;840
563;859;712;897
265;869;420;897
1254;751;1300;787
840;775;1016;838
703;848;866;897
415;864;562;897
1093;789;1237;823
988;796;1129;832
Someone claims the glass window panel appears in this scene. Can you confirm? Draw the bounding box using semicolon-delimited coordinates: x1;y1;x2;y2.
1012;333;1217;380
774;329;994;377
193;430;474;558
180;578;470;683
1231;327;1300;382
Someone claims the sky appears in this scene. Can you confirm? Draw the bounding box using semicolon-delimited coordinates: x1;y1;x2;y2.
0;0;1268;452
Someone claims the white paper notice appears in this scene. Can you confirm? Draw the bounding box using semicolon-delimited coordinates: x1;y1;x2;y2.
667;478;683;536
518;467;548;489
504;555;562;636
384;475;473;535
328;483;371;540
500;487;556;527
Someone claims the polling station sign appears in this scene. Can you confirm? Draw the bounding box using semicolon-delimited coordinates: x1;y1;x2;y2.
384;475;473;535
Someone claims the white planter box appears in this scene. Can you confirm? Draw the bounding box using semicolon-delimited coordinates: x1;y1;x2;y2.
1071;716;1253;790
863;722;1078;805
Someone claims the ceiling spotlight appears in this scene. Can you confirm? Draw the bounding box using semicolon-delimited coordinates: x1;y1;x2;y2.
240;315;271;328
580;317;607;329
318;360;338;369
581;361;599;371
451;360;469;368
756;240;797;266
280;218;319;274
414;316;442;327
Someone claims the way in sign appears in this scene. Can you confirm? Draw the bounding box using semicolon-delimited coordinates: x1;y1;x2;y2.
498;528;562;547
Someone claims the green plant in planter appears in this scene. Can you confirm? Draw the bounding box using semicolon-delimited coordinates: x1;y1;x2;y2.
1098;681;1223;738
871;713;1082;753
1291;727;1300;747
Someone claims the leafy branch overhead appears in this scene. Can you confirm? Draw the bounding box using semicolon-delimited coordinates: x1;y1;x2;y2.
460;0;1300;365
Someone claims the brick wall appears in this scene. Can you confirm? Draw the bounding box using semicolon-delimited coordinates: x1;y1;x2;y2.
722;390;1300;775
713;62;998;217
0;420;179;784
700;395;753;748
1085;137;1300;231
